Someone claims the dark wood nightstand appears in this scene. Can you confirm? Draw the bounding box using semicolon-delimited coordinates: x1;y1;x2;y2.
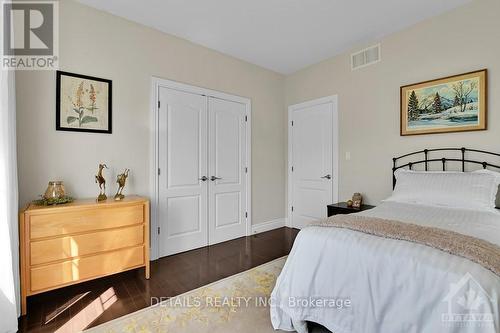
327;202;375;217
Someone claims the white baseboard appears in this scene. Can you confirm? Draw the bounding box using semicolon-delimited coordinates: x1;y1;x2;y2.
251;218;287;235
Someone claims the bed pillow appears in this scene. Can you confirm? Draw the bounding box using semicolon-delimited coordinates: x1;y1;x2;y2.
387;169;499;210
473;169;500;208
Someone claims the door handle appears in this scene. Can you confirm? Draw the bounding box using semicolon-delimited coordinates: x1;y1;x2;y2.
210;176;222;181
199;176;208;181
321;174;332;180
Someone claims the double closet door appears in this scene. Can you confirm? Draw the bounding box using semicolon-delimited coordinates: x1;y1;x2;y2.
158;87;248;257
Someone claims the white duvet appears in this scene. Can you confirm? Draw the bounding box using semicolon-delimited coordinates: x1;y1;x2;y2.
270;201;500;333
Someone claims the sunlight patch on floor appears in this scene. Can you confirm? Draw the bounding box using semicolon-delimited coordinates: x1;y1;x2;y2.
45;291;90;324
55;287;117;333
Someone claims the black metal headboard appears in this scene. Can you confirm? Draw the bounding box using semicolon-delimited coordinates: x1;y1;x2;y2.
392;147;500;188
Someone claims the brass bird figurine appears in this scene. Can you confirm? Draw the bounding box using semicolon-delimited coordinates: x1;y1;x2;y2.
114;169;130;201
95;163;108;201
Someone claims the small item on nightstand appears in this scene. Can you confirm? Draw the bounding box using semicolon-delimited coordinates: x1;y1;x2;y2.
346;199;353;207
114;168;130;201
352;193;363;209
95;163;108;201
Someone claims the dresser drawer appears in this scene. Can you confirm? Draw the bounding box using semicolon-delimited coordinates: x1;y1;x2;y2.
30;245;145;292
30;225;144;265
30;204;144;239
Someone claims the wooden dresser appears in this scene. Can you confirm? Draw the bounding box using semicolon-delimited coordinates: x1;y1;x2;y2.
19;196;150;315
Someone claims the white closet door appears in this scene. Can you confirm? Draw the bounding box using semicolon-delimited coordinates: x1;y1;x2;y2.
158;87;208;257
208;97;247;245
290;101;334;228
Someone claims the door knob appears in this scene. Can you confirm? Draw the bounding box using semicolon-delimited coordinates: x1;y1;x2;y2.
321;174;332;180
210;176;222;181
199;176;208;181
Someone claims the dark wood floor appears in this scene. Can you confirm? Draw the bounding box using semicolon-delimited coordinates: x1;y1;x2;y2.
18;227;300;332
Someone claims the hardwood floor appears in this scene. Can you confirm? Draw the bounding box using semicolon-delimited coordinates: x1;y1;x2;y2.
18;227;300;332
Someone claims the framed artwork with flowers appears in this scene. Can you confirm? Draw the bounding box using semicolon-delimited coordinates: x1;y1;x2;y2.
56;71;112;134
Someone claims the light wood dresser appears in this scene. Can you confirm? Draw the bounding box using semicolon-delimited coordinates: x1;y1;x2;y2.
19;196;150;315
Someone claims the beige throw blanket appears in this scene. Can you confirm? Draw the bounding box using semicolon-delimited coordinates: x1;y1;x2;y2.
310;214;500;277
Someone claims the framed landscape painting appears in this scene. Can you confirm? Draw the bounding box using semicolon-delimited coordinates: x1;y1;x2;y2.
400;69;487;136
56;71;112;134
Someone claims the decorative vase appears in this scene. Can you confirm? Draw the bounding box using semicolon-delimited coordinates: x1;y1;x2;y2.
44;181;66;199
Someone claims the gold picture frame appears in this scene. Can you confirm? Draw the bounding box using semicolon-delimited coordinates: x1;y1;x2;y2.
400;69;487;136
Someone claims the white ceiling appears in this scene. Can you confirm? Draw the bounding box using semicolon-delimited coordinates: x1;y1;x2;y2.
77;0;471;74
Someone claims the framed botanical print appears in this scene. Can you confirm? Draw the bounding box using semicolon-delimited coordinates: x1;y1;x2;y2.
400;69;487;136
56;71;112;134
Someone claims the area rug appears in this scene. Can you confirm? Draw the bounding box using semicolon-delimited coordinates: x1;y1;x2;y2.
86;256;287;333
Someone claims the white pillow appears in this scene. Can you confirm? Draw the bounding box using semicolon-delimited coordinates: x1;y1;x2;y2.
387;169;499;210
473;169;500;208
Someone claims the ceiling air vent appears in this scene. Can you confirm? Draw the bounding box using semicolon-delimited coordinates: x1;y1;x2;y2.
351;44;381;70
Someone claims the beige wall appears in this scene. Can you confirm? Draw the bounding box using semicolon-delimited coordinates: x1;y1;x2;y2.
16;0;286;226
17;0;499;223
285;0;499;205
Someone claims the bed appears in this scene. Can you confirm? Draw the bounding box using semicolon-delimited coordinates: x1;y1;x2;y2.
270;148;500;333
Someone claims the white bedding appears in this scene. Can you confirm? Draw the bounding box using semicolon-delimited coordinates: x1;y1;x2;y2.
270;201;500;333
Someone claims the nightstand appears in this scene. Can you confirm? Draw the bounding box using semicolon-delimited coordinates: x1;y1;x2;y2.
327;202;375;217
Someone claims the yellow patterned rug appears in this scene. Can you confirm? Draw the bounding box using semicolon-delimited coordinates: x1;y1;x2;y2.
86;256;287;333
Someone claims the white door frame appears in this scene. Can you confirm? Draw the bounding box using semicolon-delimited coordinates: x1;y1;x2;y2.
150;77;252;260
287;95;339;229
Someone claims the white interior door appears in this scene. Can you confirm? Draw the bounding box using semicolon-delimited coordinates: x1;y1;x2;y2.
158;87;208;257
208;97;247;245
289;98;337;229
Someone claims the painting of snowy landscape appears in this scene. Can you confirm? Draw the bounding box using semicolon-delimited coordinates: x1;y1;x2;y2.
401;70;486;135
